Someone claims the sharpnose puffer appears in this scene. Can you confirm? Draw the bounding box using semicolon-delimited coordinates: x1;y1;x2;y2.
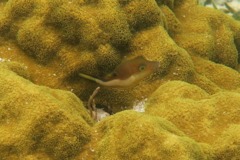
78;56;160;87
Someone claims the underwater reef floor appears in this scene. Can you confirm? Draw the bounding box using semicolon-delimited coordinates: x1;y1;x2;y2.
0;0;240;159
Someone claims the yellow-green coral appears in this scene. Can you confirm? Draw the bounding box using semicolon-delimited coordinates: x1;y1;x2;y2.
123;0;164;30
145;80;240;159
173;4;240;68
192;56;240;90
92;110;209;160
0;62;93;160
0;0;240;158
17;17;61;63
213;125;240;159
0;0;239;111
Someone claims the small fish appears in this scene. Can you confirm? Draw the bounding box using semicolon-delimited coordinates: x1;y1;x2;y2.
78;56;160;87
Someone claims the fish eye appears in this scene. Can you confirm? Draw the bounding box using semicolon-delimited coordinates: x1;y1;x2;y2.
138;64;146;71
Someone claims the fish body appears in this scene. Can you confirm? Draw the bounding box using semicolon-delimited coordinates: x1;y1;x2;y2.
79;56;160;87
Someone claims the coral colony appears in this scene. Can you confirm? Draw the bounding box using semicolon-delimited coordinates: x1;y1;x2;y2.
0;0;240;159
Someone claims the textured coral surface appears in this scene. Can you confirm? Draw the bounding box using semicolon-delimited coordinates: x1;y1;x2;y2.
0;62;93;159
146;81;240;159
0;0;240;159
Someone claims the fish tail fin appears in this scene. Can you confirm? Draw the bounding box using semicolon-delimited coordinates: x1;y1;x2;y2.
78;73;98;82
78;73;104;85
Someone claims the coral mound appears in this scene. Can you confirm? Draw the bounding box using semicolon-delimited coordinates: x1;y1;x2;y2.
0;62;93;160
0;0;240;159
92;110;208;160
0;0;239;110
145;80;240;159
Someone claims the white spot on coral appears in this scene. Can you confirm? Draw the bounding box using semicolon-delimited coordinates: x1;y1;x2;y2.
132;98;147;112
89;145;95;152
0;58;10;62
173;72;178;76
95;108;110;122
0;58;5;62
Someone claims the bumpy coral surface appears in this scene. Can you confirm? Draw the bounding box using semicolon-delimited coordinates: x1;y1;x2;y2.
0;0;240;159
90;110;209;160
0;0;239;110
0;62;93;159
145;80;240;159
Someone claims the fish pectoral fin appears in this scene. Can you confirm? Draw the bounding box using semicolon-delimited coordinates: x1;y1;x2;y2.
104;72;118;80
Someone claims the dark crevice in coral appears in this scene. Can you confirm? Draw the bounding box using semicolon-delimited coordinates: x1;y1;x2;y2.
155;0;174;10
112;41;131;54
62;34;80;46
118;0;131;7
44;22;81;46
234;38;240;63
0;17;11;37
